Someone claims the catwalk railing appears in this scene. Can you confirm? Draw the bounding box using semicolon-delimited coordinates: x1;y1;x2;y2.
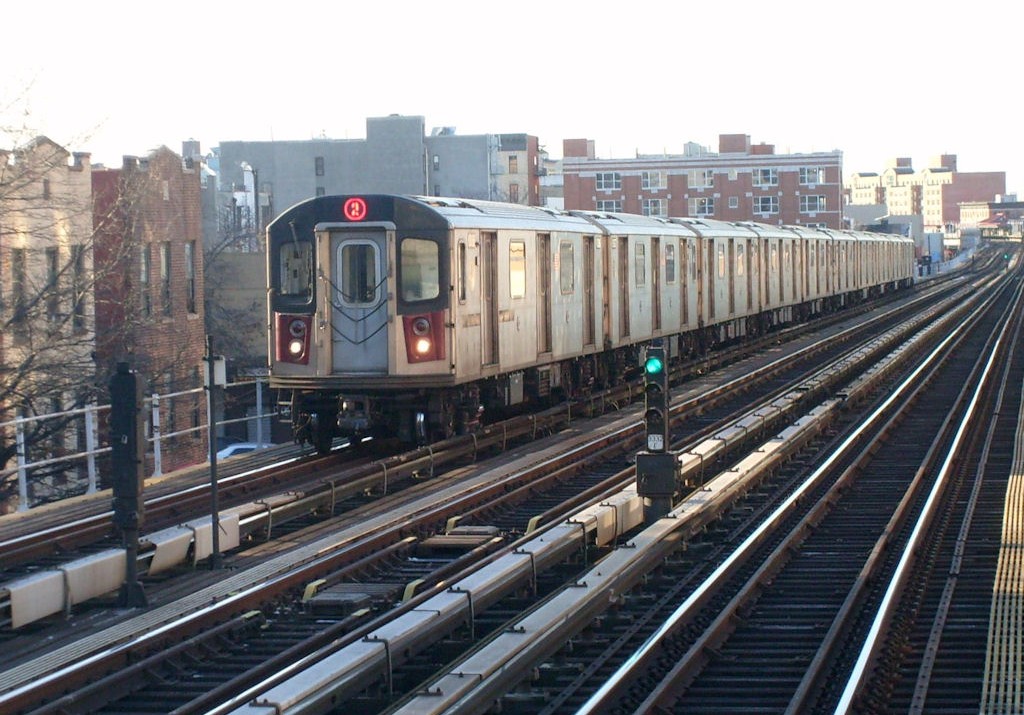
0;378;274;512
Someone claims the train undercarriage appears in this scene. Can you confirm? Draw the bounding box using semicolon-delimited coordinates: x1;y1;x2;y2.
285;284;904;454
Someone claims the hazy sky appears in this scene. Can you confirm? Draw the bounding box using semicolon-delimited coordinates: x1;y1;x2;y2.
6;1;1020;193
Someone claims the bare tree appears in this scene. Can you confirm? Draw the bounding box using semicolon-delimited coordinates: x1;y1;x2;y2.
1;107;207;508
0;133;108;508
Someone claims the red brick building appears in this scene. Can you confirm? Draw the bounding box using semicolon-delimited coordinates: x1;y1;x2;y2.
562;134;844;229
93;147;207;471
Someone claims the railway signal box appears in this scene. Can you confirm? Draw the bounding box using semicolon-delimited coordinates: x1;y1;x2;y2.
109;363;146;530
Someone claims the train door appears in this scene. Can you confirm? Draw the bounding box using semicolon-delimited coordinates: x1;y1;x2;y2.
749;237;757;311
707;239;717;320
799;241;807;303
328;229;388;373
651;237;662;332
537;234;552;354
695;238;705;326
481;232;499;366
584;236;596;347
761;238;770;310
619;237;630;338
727;238;736;315
601;236;611;347
680;239;690;326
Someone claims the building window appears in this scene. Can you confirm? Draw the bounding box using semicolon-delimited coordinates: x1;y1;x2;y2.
559;241;575;294
509;183;520;203
140;245;152;318
799;167;824;185
185;241;197;314
595;172;621;190
665;243;676;284
753;196;779;214
42;179;51;199
729;169;738;181
11;247;26;326
509;155;519;174
509;240;526;299
315;156;325;176
160;242;172;316
432;155;440;171
642;171;666;190
46;247;59;320
752;168;779;187
162;180;170;201
643;198;666;217
315;186;326;197
689;197;715;216
596;200;622;213
728;196;739;209
800;195;826;213
688;169;713;189
72;245;86;331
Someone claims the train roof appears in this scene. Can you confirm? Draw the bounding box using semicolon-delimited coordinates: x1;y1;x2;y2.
270;195;914;246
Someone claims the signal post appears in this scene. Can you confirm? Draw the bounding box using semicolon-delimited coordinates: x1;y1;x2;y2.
637;340;679;525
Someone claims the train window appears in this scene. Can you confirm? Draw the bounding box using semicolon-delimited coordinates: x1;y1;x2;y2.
559;241;575;294
341;242;379;304
635;243;646;286
279;242;313;298
400;238;440;301
510;240;526;299
458;242;467;302
665;243;676;284
717;244;726;278
736;244;745;276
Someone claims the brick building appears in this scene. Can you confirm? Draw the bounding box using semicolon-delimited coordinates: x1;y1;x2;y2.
93;147;208;471
562;134;844;229
845;155;1006;233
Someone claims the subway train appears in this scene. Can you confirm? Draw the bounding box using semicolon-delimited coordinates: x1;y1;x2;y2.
267;194;915;451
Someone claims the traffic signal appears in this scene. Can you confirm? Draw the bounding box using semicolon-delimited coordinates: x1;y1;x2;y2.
643;345;669;452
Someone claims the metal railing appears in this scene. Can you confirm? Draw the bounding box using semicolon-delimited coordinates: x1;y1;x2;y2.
1;378;275;512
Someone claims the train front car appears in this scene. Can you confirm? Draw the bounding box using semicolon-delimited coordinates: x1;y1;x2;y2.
268;195;452;452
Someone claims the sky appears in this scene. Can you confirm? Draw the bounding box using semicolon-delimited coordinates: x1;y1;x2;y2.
5;1;1020;194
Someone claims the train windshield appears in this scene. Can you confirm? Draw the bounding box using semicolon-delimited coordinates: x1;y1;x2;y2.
279;242;313;299
400;238;440;301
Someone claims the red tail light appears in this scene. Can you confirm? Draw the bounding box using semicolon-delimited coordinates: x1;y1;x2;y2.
276;314;311;365
402;311;445;363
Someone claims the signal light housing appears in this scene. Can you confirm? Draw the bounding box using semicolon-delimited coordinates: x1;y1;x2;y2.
643;344;669;452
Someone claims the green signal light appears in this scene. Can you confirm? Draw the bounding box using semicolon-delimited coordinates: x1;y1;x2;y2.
645;356;665;375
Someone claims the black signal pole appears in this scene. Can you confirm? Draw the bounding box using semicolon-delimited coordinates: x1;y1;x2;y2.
204;336;224;569
109;362;148;607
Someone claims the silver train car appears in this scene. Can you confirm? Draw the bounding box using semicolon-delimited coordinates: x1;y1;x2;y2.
267;194;915;450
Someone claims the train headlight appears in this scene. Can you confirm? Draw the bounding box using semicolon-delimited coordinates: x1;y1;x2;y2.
288;338;305;356
288;319;307;339
411;317;431;336
414;337;433;355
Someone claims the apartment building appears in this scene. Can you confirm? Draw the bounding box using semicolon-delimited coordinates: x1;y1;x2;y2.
0;137;96;507
213;116;541;253
846;155;1005;233
562;134;844;229
93;147;207;472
